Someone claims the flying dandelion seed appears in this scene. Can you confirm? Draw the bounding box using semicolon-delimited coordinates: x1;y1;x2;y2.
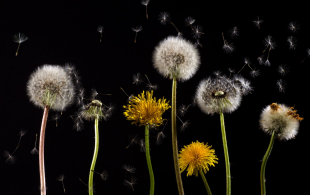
126;134;139;149
139;139;145;152
288;21;300;33
13;33;28;56
263;35;276;50
178;104;190;116
123;164;136;174
277;79;286;92
287;36;297;50
124;176;137;191
194;39;203;47
145;75;158;91
91;170;109;181
132;73;144;85
141;0;150;19
176;115;190;131
185;16;195;30
257;55;265;65
250;68;260;78
97;26;103;42
4;130;26;163
132;26;142;43
159;12;171;25
31;134;39;155
278;65;289;76
238;57;254;74
56;174;66;193
253;16;263;29
228;68;235;78
229;26;239;38
213;70;222;77
4;151;15;164
265;59;271;66
52;113;61;127
192;25;204;39
156;120;168;145
222;33;234;53
300;48;310;64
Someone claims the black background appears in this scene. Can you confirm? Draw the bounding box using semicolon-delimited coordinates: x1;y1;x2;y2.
0;0;309;195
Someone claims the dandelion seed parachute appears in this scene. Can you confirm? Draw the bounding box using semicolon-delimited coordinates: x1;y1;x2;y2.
152;36;200;81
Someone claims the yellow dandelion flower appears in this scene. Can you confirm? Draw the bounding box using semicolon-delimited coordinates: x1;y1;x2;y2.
179;141;218;177
123;90;170;126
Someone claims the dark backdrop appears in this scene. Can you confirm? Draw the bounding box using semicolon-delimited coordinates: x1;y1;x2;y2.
0;1;308;195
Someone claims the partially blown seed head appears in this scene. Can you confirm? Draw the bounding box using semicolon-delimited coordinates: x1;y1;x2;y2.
152;36;200;81
196;74;252;115
27;65;75;111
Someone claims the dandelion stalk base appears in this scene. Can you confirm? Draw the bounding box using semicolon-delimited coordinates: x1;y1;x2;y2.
199;169;212;195
219;111;231;195
172;77;185;195
39;106;49;195
145;124;155;195
89;116;99;195
260;131;276;195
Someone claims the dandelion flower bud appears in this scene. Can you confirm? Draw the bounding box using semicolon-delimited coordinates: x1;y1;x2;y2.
27;65;75;111
152;36;200;81
259;103;303;140
196;75;252;115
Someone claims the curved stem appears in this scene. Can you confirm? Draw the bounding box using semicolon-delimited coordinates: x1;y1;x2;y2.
172;77;185;195
39;106;49;195
219;111;231;195
260;131;276;195
89;116;99;195
145;124;155;195
199;169;212;195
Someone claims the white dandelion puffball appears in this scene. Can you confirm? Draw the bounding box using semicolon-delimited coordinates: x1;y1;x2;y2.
27;65;75;111
196;75;252;115
259;103;302;141
152;36;200;81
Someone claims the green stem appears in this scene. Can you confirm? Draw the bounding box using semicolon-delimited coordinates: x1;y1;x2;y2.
145;124;155;195
89;116;99;195
172;77;185;195
260;131;276;195
219;111;231;195
199;169;212;195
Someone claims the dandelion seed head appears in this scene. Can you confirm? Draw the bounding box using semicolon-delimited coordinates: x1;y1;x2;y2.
27;65;75;111
185;17;195;26
153;36;200;81
79;99;106;121
179;141;218;176
196;75;252;115
180;120;190;131
265;60;271;66
288;21;300;33
158;12;171;25
260;103;303;140
13;33;28;43
124;176;137;191
133;73;144;85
